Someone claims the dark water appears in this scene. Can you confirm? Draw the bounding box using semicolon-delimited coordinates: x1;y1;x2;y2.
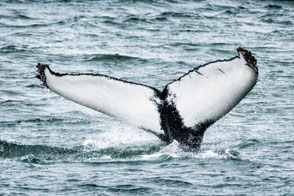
1;0;294;195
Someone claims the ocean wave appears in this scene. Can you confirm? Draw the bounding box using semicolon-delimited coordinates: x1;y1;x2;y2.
232;139;261;149
265;4;283;9
123;15;151;24
159;11;195;18
1;117;64;124
84;54;148;63
1;20;66;29
0;139;242;164
0;45;27;54
0;139;164;163
0;140;77;160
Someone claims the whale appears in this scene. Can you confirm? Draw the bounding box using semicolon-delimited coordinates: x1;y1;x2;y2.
36;47;258;150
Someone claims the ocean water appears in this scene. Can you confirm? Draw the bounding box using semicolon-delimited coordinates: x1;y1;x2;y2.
1;0;294;195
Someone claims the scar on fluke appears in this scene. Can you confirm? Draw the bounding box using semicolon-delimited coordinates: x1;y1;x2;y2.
195;70;204;76
217;68;226;75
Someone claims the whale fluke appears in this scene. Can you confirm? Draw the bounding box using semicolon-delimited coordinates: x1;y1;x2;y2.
36;48;258;150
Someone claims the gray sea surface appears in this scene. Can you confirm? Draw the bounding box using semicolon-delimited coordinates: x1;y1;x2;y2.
1;0;294;195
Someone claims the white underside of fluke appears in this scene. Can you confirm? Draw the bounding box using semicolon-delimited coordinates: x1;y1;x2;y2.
166;53;257;128
44;70;163;134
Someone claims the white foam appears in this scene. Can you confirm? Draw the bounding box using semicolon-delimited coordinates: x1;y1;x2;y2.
141;142;242;160
82;124;159;150
198;150;224;159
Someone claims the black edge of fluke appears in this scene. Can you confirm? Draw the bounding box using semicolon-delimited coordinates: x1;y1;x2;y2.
35;63;161;93
36;63;49;88
237;47;258;73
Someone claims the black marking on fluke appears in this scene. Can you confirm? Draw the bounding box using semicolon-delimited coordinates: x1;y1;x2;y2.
237;47;257;72
36;63;49;88
158;88;213;150
36;48;257;150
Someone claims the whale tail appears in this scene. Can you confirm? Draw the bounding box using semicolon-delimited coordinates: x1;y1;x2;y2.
36;48;258;149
